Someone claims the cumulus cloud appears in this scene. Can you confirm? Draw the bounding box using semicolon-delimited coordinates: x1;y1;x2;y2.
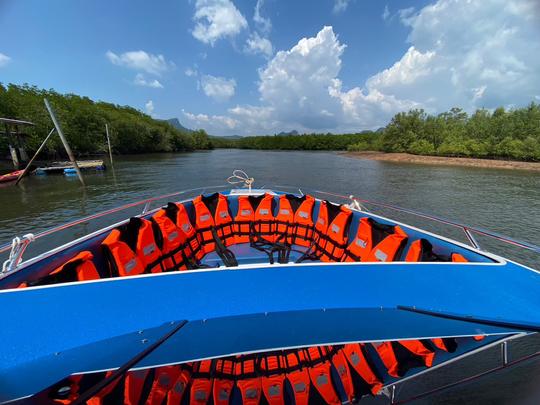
145;100;155;116
192;0;248;45
106;50;173;75
200;74;236;101
333;0;351;13
244;32;273;58
382;5;390;21
185;68;198;77
182;110;238;132
254;0;271;34
134;73;163;88
184;0;540;135
0;53;11;67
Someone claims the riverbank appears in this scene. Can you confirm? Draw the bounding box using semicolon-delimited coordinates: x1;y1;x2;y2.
343;151;540;171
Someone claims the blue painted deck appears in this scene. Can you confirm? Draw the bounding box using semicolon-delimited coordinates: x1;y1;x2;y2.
0;260;539;401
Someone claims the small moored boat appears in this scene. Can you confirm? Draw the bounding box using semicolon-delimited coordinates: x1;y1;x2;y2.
0;171;539;404
0;169;23;184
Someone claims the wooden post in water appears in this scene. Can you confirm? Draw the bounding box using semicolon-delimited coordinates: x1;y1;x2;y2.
44;98;85;186
15;127;56;185
105;123;114;166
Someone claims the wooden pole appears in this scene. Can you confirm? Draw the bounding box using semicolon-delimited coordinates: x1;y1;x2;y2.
43;98;85;186
105;123;114;166
15;127;56;185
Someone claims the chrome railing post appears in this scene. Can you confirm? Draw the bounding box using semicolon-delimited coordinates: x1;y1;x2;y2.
463;227;482;250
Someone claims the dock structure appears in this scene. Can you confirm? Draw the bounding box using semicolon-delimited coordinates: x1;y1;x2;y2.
35;159;105;174
0;118;34;168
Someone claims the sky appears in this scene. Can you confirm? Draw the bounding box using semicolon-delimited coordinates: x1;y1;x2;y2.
1;0;539;136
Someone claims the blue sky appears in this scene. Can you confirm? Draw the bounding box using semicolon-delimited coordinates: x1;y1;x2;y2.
1;0;539;135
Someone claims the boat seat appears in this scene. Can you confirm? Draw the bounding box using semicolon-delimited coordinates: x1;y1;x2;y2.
201;243;311;267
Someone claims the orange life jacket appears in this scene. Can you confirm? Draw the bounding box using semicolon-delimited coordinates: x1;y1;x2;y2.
235;357;262;405
152;209;189;271
102;229;145;277
343;217;407;262
304;347;341;405
190;360;213;405
251;193;276;243
124;369;150;405
86;371;122;405
146;366;181;405
341;343;383;395
168;367;192;405
328;347;355;402
51;375;83;404
275;194;315;247
431;338;457;352
314;201;352;262
213;359;235;405
374;340;434;378
194;194;234;253
405;239;469;263
21;251;100;288
284;351;311;405
234;195;255;244
168;202;204;261
259;354;286;405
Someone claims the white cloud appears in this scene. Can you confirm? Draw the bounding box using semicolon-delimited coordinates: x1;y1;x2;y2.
183;0;540;135
254;0;271;33
134;73;163;88
183;110;238;131
244;32;273;58
333;0;350;13
192;0;248;45
382;5;390;21
145;100;155;116
185;68;198;77
106;50;173;75
0;53;11;67
200;74;236;101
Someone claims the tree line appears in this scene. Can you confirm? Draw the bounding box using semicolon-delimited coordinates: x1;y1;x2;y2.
214;104;540;161
0;83;212;159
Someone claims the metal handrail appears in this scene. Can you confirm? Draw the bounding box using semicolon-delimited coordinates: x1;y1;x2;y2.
1;184;538;259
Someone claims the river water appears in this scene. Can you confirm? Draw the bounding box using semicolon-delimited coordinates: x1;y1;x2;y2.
0;149;539;403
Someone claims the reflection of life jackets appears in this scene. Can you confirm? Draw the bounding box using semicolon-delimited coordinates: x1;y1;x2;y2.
194;194;234;253
341;343;383;396
284;350;311;405
124;369;150;405
21;251;100;288
260;354;286;405
152;209;189;271
51;375;83;404
405;239;469;263
250;194;276;243
304;347;341;405
328;347;355;402
343;217;408;262
190;360;213;405
374;341;434;378
314;201;352;262
102;217;163;277
146;366;181;405
167;202;204;261
275;194;315;247
87;371;122;405
235;357;262;405
168;367;192;405
213;359;235;405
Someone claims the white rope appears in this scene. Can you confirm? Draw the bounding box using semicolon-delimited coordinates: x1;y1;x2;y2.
2;233;35;273
227;170;254;192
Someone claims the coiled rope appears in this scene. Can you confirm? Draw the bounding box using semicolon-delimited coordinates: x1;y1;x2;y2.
227;170;254;192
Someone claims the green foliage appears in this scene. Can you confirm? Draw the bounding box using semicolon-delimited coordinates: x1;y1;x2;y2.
408;139;435;155
0;83;211;157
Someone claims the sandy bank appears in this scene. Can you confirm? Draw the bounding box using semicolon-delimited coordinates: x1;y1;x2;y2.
343;151;540;171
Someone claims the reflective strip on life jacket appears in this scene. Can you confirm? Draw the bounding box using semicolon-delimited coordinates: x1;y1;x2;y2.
284;351;311;405
168;368;192;405
260;355;286;405
152;209;188;271
251;193;276;243
314;201;352;262
190;360;213;405
235;196;255;244
341;344;383;395
235;358;262;405
344;217;407;262
124;369;150;405
146;366;181;405
305;347;341;405
374;341;434;378
329;348;355;402
102;229;146;277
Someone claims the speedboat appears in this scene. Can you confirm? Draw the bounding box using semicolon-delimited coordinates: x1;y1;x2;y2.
1;171;539;404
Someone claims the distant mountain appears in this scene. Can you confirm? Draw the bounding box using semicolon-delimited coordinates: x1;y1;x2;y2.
166;118;193;133
276;130;299;136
